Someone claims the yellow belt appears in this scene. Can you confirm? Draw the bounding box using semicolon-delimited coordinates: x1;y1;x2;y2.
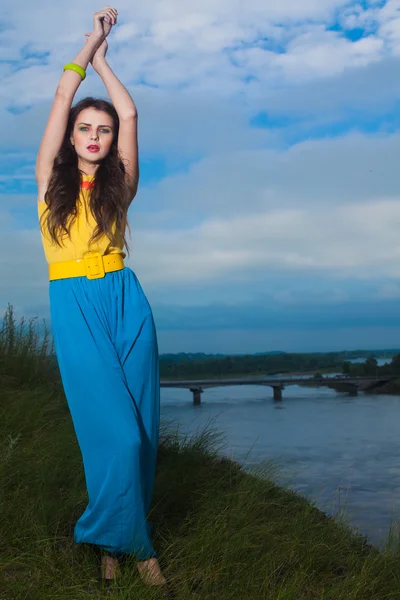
48;251;125;281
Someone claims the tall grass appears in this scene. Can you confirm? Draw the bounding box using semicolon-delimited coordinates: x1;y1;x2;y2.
0;303;58;389
2;304;400;599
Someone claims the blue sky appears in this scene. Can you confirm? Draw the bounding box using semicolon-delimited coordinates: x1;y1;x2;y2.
2;0;400;354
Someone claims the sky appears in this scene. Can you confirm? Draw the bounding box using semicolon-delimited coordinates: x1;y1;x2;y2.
2;0;400;354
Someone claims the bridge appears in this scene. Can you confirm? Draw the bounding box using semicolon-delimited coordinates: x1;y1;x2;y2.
160;376;397;405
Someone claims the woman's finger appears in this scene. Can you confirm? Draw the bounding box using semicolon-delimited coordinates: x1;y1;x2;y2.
96;13;114;26
93;8;117;30
99;8;117;24
97;9;114;20
105;11;116;24
102;6;118;18
97;6;117;14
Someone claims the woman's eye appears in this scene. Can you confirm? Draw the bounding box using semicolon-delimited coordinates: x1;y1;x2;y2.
78;127;110;133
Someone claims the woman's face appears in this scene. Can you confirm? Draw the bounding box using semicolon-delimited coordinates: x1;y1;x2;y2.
70;107;115;164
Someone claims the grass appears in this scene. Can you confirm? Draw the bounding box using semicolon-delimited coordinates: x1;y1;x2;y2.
2;303;400;599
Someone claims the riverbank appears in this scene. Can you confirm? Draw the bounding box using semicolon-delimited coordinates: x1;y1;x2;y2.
2;307;400;598
366;378;400;394
301;378;400;395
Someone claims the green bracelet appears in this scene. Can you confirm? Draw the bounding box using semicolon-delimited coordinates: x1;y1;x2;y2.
63;63;86;81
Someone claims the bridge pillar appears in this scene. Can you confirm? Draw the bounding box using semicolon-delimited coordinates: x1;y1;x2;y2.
348;384;358;397
190;387;204;405
272;385;284;401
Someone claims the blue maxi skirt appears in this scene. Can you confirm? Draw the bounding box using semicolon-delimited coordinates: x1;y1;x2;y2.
49;265;160;560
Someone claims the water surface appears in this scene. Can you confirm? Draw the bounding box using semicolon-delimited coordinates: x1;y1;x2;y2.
160;371;400;549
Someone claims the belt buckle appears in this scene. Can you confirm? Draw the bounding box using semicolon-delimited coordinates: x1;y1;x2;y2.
82;251;105;279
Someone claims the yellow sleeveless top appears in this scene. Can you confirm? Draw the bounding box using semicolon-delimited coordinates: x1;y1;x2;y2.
37;173;126;265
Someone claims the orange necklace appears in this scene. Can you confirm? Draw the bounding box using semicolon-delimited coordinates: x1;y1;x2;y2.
81;180;95;190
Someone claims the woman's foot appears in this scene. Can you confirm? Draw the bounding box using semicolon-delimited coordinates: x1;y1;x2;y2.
100;554;120;583
137;558;175;597
137;557;167;586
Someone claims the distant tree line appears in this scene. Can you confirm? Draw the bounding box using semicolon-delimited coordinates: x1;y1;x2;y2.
342;355;400;377
158;350;400;380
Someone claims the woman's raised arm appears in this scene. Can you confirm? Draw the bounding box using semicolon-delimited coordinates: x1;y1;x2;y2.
86;24;139;200
35;7;117;186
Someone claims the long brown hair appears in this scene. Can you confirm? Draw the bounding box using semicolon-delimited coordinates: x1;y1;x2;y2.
39;97;132;257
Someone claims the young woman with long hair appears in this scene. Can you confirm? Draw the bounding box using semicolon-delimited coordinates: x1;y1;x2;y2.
36;7;173;597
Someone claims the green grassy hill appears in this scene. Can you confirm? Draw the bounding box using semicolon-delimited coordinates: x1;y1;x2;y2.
2;304;400;599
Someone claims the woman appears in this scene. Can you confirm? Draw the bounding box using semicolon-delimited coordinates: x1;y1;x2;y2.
36;7;173;597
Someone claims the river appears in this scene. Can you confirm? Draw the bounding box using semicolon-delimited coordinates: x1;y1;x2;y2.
160;357;400;550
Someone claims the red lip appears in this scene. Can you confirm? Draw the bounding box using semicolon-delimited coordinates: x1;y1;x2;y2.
87;145;100;151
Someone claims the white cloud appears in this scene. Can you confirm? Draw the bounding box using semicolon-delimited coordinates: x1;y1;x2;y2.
130;196;400;284
278;30;383;79
134;131;400;221
340;2;387;31
2;0;400;109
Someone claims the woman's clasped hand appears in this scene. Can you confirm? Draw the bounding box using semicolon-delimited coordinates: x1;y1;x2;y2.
92;6;118;41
